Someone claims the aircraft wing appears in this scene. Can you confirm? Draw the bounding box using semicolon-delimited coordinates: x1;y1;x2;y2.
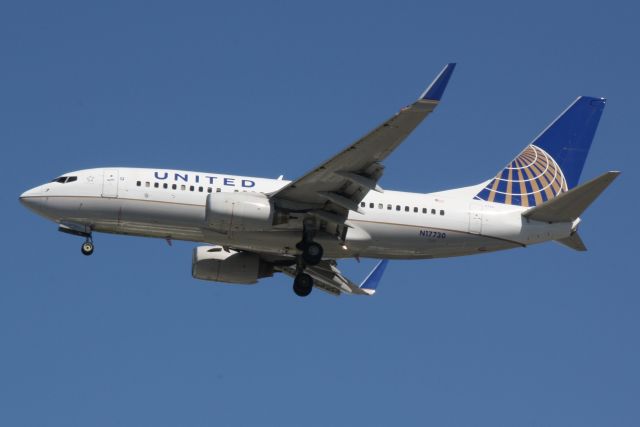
269;63;456;223
279;259;389;296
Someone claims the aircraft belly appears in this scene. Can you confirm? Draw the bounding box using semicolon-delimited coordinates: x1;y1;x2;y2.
118;198;204;227
103;217;517;260
48;197;207;241
350;220;518;259
47;196;121;224
93;221;207;242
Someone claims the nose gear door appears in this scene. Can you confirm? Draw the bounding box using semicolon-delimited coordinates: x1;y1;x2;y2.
102;169;119;198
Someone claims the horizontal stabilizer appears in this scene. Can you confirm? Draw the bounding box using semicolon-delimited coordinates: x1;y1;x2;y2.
523;171;620;222
474;96;606;207
556;232;587;251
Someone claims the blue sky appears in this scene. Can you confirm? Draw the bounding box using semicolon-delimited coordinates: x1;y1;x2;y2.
1;1;638;426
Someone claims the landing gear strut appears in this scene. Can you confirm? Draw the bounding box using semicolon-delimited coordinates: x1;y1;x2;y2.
81;236;94;256
291;219;324;297
296;218;323;266
58;224;95;256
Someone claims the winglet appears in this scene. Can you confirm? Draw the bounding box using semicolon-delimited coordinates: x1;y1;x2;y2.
419;63;457;101
359;259;389;295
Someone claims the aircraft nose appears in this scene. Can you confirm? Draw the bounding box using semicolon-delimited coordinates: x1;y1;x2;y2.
19;189;32;203
19;187;45;211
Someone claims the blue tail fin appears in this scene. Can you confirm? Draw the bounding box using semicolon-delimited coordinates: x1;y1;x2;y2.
475;96;606;208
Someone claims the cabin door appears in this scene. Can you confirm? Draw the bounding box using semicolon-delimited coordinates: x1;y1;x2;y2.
102;169;119;198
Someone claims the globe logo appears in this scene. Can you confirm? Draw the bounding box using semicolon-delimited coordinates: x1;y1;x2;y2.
475;144;568;207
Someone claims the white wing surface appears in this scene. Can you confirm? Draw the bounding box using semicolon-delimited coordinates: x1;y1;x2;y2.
269;63;456;224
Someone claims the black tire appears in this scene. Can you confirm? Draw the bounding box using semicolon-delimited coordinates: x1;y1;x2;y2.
81;241;94;256
293;273;313;297
302;242;323;266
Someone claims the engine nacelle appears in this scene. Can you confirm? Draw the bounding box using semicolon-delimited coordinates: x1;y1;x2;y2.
205;192;274;232
192;246;273;284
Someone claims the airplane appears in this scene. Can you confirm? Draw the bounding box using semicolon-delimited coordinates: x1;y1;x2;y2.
19;63;620;297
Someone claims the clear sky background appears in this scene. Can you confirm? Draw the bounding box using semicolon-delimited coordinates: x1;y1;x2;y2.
1;1;638;426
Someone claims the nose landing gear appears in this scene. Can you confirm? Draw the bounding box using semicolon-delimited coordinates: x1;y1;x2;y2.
58;224;95;256
81;236;94;256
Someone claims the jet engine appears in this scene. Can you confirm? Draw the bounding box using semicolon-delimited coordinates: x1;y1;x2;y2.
192;245;273;284
205;192;275;233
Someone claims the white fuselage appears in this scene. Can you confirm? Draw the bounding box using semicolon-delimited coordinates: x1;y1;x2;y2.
20;167;576;260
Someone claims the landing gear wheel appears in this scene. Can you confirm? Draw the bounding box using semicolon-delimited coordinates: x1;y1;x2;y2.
81;241;94;256
301;242;323;266
293;273;313;297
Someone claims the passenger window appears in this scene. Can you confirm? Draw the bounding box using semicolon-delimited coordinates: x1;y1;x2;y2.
413;207;418;213
360;202;365;208
172;184;177;190
387;204;392;210
189;185;195;191
154;182;159;188
396;205;401;211
378;203;383;209
199;186;203;192
369;203;374;209
431;209;436;214
136;181;141;187
404;206;409;212
145;182;150;187
422;208;427;214
440;210;445;216
181;185;186;191
216;188;221;192
207;188;212;193
163;183;168;189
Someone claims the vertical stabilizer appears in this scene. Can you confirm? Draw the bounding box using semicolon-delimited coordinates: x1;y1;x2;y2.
531;97;606;189
475;97;606;207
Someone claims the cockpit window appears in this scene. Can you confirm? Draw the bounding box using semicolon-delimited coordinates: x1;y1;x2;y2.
50;176;78;184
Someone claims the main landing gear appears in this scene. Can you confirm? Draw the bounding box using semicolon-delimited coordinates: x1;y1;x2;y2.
81;236;94;256
300;241;323;265
292;219;324;297
293;272;313;297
